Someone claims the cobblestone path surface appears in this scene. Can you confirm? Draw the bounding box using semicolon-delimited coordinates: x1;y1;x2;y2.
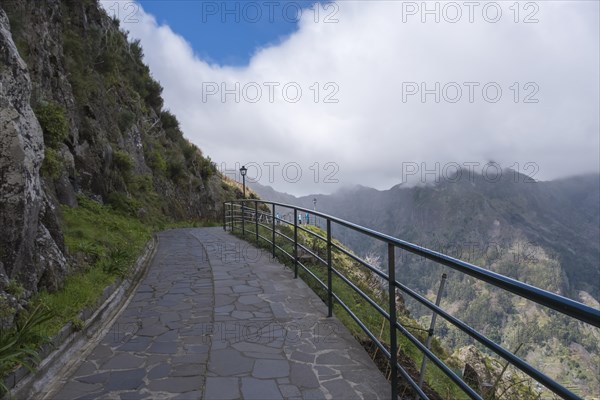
49;227;390;399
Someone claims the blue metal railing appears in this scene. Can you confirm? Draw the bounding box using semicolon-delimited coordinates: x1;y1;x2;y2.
223;200;600;400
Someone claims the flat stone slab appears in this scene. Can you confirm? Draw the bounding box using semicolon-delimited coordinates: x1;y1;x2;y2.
47;228;390;399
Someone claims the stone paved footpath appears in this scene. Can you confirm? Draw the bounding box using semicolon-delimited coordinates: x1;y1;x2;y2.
48;227;390;400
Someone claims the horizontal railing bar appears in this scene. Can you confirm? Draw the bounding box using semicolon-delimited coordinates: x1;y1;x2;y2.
274;229;294;244
330;267;390;320
296;242;328;267
295;261;328;291
331;243;389;281
393;279;581;400
393;321;481;399
255;213;270;221
274;243;294;262
331;292;390;359
297;225;327;242
257;234;272;246
392;360;430;400
274;216;295;228
257;222;272;231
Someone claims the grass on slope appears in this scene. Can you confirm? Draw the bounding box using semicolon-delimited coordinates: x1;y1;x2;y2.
33;195;219;336
31;196;153;336
0;196;150;391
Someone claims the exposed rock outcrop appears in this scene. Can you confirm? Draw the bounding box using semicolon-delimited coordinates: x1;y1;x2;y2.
0;8;66;297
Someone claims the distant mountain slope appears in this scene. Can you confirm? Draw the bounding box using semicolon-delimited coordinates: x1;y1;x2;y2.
252;172;600;299
248;181;298;205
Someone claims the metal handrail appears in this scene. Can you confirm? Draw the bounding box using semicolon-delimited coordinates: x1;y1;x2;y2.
224;199;599;400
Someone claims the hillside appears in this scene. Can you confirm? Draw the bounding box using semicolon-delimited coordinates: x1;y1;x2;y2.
250;172;600;396
0;0;239;323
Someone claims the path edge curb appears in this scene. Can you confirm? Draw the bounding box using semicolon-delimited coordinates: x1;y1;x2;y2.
6;235;158;400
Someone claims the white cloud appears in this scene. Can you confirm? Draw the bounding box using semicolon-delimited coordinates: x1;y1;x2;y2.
102;1;599;195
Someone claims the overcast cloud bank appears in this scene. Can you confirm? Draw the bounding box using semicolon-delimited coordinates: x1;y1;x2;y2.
102;1;599;195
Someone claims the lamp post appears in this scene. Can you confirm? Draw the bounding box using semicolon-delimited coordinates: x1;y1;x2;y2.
313;198;317;226
240;165;247;198
240;166;247;235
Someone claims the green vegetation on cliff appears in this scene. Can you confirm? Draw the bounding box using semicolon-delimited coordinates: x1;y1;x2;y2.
4;0;226;223
34;196;154;334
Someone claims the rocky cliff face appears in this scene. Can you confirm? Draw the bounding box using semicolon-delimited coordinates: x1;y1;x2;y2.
0;8;66;304
0;0;236;312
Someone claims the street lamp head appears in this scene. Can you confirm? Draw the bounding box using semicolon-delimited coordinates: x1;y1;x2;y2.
240;165;248;177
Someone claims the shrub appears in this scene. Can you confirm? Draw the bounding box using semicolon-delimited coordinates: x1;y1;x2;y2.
106;192;139;216
181;141;197;162
167;159;186;182
117;109;136;133
165;128;182;142
147;149;167;174
0;297;15;321
200;156;217;180
40;148;63;179
5;281;24;300
160;110;179;131
70;318;84;332
145;79;163;111
99;247;131;278
130;39;144;63
131;175;153;194
36;102;69;148
113;150;134;173
0;304;54;394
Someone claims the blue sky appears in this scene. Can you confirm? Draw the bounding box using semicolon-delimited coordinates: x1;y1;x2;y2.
137;0;327;66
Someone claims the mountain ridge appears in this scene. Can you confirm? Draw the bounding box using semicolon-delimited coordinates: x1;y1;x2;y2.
250;170;600;301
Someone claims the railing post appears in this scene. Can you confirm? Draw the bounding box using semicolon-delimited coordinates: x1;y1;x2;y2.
327;219;333;318
223;202;226;231
294;208;298;279
230;203;234;232
272;204;276;258
388;243;398;400
416;273;447;396
254;201;259;243
241;201;245;236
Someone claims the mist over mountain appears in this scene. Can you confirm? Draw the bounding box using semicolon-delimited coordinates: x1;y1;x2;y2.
251;170;600;300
